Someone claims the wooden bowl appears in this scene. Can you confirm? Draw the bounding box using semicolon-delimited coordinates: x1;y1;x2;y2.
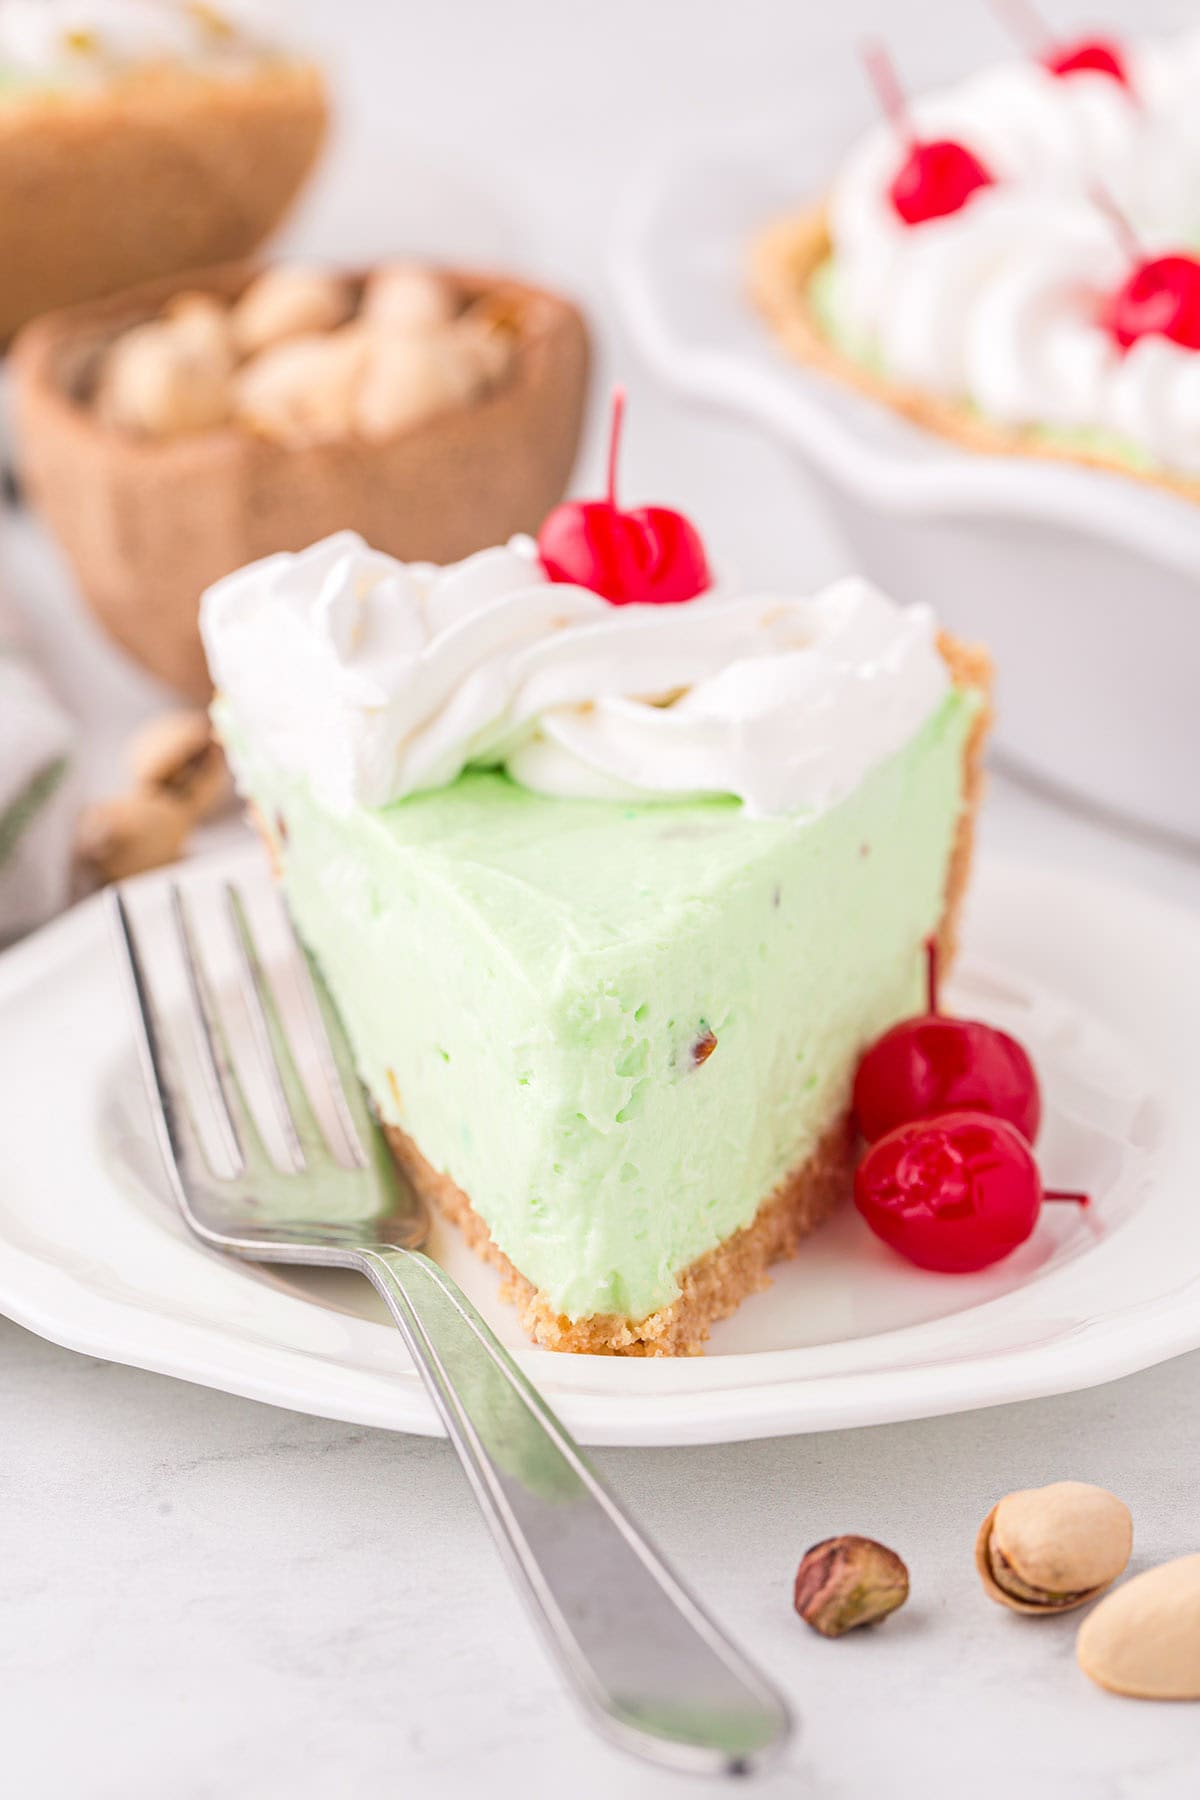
11;264;591;697
0;62;328;344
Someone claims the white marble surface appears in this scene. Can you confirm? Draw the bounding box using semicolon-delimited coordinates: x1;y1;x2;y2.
4;1313;1200;1800
4;1;1200;1795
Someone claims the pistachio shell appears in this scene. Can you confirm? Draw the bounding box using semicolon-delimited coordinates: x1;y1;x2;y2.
161;293;234;372
233;325;370;447
231;266;354;357
976;1482;1132;1614
360;264;455;335
353;332;484;443
98;319;233;438
75;792;191;884
129;710;229;821
1078;1554;1200;1699
450;310;515;387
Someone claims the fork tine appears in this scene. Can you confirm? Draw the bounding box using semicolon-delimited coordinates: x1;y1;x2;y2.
276;908;372;1169
171;883;270;1177
223;887;310;1172
112;889;221;1187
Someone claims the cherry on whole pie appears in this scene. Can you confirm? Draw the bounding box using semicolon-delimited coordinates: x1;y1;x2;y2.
989;2;1130;87
1045;37;1129;84
862;40;996;227
1101;253;1200;353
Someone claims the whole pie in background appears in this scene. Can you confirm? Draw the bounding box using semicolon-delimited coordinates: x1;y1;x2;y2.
751;26;1200;502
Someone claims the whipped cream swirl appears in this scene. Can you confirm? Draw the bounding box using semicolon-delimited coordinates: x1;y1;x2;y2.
202;532;949;818
826;32;1200;476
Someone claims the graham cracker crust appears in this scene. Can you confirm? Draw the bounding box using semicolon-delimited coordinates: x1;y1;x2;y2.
748;207;1200;507
935;632;991;974
376;636;991;1356
383;1112;857;1357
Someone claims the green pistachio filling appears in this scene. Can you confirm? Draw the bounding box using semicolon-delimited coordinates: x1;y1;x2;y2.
218;687;975;1324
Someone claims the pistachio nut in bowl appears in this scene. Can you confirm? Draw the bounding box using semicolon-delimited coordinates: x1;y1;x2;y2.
10;261;590;696
612;24;1200;846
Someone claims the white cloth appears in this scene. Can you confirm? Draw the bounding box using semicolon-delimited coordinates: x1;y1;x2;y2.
0;597;76;943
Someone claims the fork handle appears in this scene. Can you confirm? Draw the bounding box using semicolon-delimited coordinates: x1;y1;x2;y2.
355;1247;791;1776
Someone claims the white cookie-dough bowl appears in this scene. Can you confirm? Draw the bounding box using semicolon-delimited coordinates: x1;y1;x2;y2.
613;128;1200;846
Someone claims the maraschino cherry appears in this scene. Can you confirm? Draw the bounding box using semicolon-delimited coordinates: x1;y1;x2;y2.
1102;256;1200;353
862;41;995;227
855;1111;1088;1273
853;939;1041;1144
989;0;1129;86
1046;38;1127;82
1089;189;1200;352
537;386;712;605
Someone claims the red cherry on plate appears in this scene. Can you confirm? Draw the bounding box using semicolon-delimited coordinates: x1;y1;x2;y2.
855;1111;1088;1274
853;939;1041;1143
1045;38;1128;84
1101;254;1200;353
862;41;995;227
537;386;712;606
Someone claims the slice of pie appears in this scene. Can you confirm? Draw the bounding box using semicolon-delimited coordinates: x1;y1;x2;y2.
202;520;990;1356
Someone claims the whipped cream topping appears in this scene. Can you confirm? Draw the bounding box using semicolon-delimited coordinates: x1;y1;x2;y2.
202;532;949;819
0;1;276;82
826;31;1200;476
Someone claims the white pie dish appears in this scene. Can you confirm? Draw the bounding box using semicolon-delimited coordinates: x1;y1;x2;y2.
0;838;1197;1445
612;126;1200;847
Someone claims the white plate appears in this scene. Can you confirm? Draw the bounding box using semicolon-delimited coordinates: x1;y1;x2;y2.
1;840;1196;1445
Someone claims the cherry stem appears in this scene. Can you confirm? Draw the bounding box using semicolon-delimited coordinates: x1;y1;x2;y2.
861;40;914;147
1044;1190;1091;1208
1090;183;1143;265
606;383;626;510
925;936;940;1015
987;0;1051;58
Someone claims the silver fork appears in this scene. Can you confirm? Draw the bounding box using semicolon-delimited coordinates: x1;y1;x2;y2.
113;882;793;1778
